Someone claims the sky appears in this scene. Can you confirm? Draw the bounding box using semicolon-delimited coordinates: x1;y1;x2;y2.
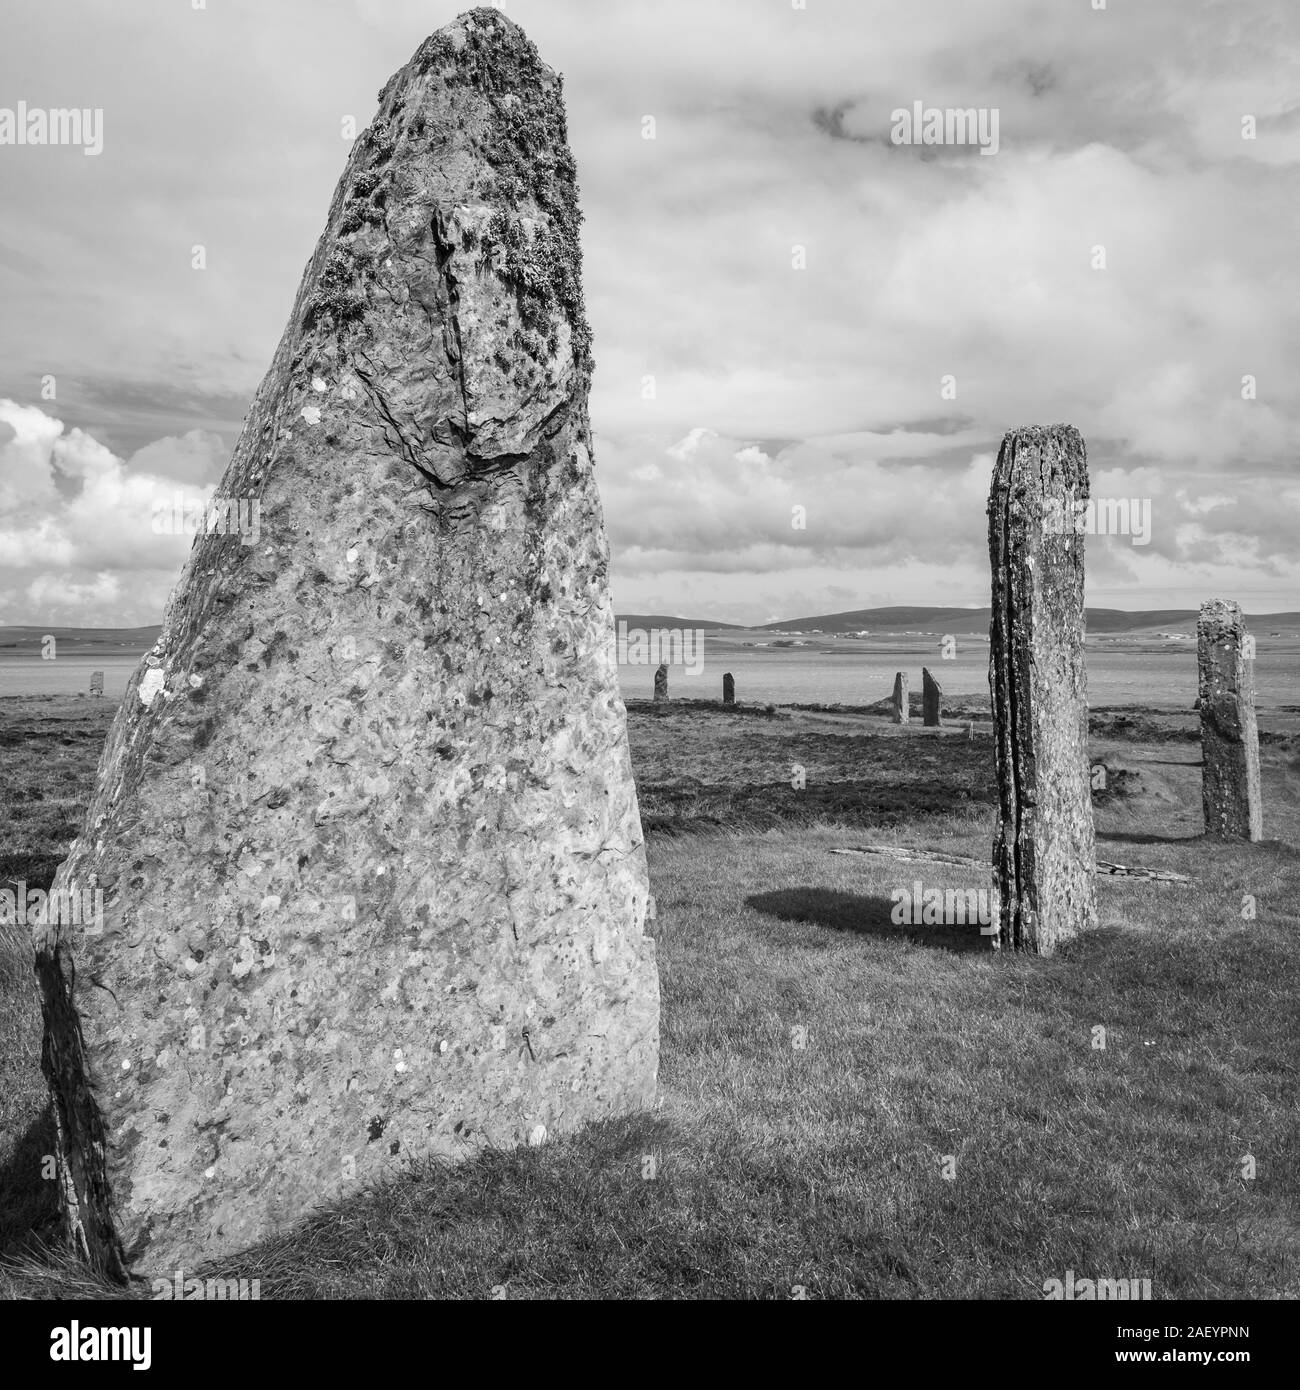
1;0;1298;627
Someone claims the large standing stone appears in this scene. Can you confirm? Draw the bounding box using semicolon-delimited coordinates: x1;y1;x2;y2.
33;8;658;1283
891;672;909;724
722;672;734;705
922;667;942;726
654;663;668;702
987;424;1097;954
1197;599;1262;840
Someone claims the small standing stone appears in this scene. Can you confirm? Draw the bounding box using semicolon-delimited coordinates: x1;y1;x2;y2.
987;424;1097;955
891;672;909;724
922;667;942;727
1197;599;1262;840
654;662;668;702
722;672;734;705
89;671;104;697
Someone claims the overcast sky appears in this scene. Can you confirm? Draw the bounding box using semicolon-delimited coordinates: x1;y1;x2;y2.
1;0;1297;626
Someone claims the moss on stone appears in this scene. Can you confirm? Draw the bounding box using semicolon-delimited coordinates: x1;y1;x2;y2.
481;77;590;373
410;10;593;374
304;248;368;335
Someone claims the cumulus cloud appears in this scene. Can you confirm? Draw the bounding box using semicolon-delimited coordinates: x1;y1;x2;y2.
598;424;1300;621
127;431;229;486
0;400;219;625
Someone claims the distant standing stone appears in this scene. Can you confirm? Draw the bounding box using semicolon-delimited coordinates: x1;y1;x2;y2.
1197;599;1262;840
654;662;668;702
987;424;1097;955
722;672;734;704
891;671;909;724
922;667;942;726
89;671;104;697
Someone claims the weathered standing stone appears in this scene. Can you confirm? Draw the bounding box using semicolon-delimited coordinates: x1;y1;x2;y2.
987;424;1097;954
34;8;658;1283
722;672;734;704
654;663;668;702
1197;599;1262;840
922;667;942;726
891;672;909;724
89;671;104;697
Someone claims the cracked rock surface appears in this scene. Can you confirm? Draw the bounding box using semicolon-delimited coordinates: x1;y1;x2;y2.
987;424;1097;956
33;6;658;1281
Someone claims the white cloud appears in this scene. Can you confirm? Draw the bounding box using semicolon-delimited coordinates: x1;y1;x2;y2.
127;430;228;485
0;400;209;623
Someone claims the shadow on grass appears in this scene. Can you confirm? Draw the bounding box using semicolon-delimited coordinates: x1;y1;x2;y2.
0;856;64;894
0;1103;61;1259
226;1111;681;1300
1096;830;1203;846
746;887;992;954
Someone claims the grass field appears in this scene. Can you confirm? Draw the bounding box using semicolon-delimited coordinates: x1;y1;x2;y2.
2;693;1298;1299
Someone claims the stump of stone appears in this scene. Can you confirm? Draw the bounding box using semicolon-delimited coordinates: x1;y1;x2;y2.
34;7;659;1283
987;424;1097;954
891;671;909;724
1197;599;1262;840
922;667;942;726
722;672;734;705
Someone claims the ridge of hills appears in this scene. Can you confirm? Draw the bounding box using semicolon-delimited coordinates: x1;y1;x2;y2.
2;606;1297;652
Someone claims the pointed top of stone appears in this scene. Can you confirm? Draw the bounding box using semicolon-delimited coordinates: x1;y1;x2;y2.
397;7;559;100
326;4;591;397
1002;423;1083;445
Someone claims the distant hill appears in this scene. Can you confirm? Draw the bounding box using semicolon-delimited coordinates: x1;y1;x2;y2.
761;607;1300;635
0;618;743;653
0;625;162;652
614;614;742;631
3;608;1295;651
763;607;991;634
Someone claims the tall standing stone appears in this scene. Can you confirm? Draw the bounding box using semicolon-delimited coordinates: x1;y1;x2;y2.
722;672;734;705
987;424;1097;954
654;663;668;702
1197;599;1262;840
891;671;909;724
33;8;658;1282
922;667;942;726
